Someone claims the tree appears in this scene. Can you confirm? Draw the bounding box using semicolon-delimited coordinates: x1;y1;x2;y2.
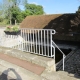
1;0;45;24
5;4;24;24
25;3;44;15
2;0;27;24
10;6;22;24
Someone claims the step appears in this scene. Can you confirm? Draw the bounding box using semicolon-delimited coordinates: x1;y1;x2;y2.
0;59;47;80
0;47;79;80
0;53;45;75
0;60;78;80
41;70;78;80
0;46;56;72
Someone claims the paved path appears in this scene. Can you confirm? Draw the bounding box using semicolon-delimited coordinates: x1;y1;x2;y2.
0;53;45;75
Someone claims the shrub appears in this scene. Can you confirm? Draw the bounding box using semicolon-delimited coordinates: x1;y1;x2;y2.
5;26;20;32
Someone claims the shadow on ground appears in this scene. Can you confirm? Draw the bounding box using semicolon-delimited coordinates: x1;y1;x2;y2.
0;68;22;80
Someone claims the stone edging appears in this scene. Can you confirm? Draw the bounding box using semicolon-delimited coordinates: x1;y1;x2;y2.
0;46;56;72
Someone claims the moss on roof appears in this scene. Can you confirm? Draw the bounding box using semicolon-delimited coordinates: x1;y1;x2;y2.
20;14;62;29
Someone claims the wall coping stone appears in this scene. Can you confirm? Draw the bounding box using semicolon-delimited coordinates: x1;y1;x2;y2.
0;46;56;72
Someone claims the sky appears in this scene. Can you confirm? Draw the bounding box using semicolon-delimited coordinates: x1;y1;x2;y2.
27;0;80;14
0;0;80;14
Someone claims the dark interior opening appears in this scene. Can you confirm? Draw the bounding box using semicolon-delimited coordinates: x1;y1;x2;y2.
55;48;72;63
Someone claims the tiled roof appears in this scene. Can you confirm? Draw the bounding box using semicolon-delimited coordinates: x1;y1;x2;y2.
20;13;80;42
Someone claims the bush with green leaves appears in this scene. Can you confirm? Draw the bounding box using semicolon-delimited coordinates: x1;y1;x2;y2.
5;26;20;32
12;26;19;32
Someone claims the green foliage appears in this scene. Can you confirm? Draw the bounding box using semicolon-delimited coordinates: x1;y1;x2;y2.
0;17;4;22
5;26;19;32
10;6;22;24
0;3;6;23
0;0;45;25
12;26;19;32
21;11;28;19
25;4;44;15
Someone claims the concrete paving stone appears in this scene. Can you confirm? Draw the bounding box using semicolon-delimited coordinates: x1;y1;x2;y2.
41;70;78;80
0;47;56;72
0;59;46;80
0;53;45;75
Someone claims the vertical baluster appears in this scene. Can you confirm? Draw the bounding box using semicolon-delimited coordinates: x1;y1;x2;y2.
30;30;32;52
16;35;17;49
16;29;19;49
21;29;23;51
31;30;33;53
28;29;30;52
23;29;26;51
35;30;38;54
41;30;43;55
14;35;16;49
24;29;26;51
19;29;22;50
19;29;23;50
15;35;19;49
25;30;28;52
19;29;21;50
47;30;49;57
21;29;25;51
29;29;31;52
53;46;56;71
12;35;14;48
26;29;28;52
63;54;65;71
38;30;40;55
33;30;35;53
44;30;46;56
50;30;52;57
10;35;12;48
30;30;31;52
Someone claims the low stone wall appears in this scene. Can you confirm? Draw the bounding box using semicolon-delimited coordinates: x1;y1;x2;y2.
0;46;56;72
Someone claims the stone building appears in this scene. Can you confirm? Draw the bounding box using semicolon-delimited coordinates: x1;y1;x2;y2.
20;13;80;43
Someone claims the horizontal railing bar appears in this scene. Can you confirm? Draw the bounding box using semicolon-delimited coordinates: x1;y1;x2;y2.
24;41;51;46
20;28;56;33
21;28;55;30
52;40;66;71
52;40;66;57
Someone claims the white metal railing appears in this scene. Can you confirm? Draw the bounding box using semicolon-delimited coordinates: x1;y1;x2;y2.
3;28;65;71
4;28;56;57
52;40;66;71
19;28;56;57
